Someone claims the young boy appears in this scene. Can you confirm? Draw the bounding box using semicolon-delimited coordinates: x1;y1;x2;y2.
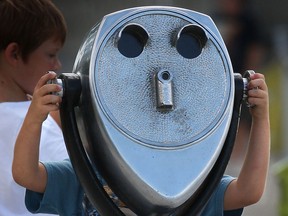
12;71;270;215
0;0;68;215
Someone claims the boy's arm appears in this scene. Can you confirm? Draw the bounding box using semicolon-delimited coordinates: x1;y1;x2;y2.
12;113;47;193
50;110;62;128
224;73;270;210
12;72;62;193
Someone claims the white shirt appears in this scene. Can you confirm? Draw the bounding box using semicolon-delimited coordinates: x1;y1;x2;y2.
0;101;68;216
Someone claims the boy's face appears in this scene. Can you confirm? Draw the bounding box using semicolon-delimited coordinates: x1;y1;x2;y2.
17;38;63;95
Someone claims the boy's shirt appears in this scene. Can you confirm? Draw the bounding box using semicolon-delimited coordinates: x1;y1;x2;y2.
25;159;243;216
0;101;68;216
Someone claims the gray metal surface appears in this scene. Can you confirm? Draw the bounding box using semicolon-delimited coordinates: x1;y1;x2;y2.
93;8;231;147
73;6;234;215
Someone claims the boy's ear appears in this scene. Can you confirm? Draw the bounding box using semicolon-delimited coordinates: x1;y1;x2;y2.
4;42;21;64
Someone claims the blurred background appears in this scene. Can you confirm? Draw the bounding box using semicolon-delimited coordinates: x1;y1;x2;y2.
54;1;288;215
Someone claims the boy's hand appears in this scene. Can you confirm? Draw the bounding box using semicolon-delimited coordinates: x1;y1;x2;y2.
28;72;62;124
247;73;269;120
224;73;270;210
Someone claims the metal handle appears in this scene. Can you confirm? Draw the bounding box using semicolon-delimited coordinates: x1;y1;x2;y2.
242;70;255;107
47;78;64;97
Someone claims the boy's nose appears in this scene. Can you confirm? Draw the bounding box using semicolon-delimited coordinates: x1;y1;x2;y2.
53;59;62;71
